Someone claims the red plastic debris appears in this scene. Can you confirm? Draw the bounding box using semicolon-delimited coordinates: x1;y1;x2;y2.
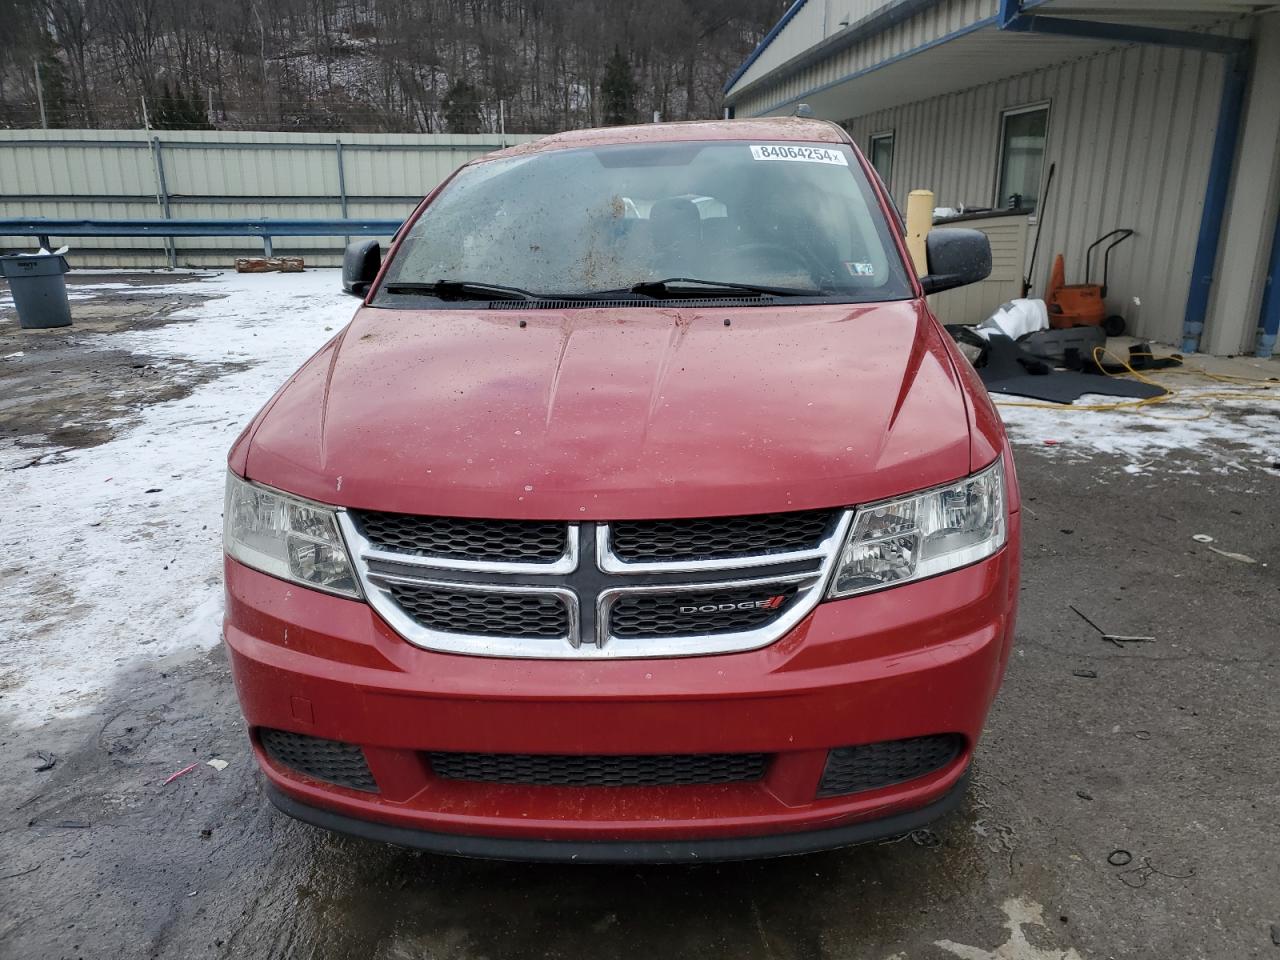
163;762;199;785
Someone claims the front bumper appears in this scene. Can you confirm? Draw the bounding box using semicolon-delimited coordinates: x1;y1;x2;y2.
224;530;1018;859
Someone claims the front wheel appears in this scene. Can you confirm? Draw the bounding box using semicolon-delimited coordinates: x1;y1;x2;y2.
1102;315;1126;337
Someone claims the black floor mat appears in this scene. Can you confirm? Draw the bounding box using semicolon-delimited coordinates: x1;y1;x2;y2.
977;334;1168;404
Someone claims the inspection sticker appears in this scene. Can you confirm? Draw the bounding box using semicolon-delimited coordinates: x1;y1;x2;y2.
750;144;848;165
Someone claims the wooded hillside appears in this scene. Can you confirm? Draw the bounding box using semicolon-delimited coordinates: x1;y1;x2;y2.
0;0;786;132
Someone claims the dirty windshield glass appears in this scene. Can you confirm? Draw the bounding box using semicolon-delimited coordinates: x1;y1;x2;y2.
378;140;913;303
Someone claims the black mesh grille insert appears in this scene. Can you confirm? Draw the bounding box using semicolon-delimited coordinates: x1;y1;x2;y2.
353;512;567;563
609;586;797;638
428;752;768;787
259;728;378;793
387;583;569;638
817;735;963;798
610;511;835;563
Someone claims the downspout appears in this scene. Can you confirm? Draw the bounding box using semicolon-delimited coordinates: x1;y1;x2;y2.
1181;51;1249;353
999;1;1251;354
1256;211;1280;358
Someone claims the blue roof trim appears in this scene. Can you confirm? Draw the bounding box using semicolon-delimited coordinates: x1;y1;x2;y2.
723;0;810;95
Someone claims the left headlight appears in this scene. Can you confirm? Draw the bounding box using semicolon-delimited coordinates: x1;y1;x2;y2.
827;458;1006;599
223;472;361;598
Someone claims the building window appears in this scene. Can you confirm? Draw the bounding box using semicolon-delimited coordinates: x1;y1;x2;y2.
996;104;1048;211
869;132;894;185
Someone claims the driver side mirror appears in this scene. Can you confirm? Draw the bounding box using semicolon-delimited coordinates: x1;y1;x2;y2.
342;239;382;297
920;228;991;295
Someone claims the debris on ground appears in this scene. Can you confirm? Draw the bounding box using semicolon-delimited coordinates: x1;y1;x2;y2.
1108;849;1133;866
1117;856;1195;889
1068;604;1156;646
163;762;200;785
31;751;56;772
206;759;228;771
234;256;305;273
1207;546;1257;564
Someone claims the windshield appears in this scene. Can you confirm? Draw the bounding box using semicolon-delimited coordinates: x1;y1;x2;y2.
377;140;913;303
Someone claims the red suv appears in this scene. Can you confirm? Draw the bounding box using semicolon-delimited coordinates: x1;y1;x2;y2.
223;118;1019;862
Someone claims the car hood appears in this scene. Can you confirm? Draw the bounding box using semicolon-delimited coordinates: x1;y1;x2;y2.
243;301;974;519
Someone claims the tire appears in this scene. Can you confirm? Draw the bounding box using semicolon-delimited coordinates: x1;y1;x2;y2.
1102;315;1126;337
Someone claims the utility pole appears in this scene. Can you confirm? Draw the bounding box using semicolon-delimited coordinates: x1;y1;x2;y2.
141;95;150;131
499;100;506;147
34;60;48;129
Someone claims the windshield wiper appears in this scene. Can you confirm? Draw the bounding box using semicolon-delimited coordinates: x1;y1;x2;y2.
629;277;822;299
382;280;536;301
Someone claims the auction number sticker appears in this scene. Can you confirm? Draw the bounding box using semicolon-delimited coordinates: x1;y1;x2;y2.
750;144;848;165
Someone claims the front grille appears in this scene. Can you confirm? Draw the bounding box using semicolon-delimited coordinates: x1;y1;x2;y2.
817;735;964;798
347;508;848;658
610;586;798;638
259;728;378;793
387;583;569;638
353;511;567;563
429;751;768;787
609;510;835;563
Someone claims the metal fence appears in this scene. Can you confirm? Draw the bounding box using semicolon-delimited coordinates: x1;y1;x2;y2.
0;129;540;267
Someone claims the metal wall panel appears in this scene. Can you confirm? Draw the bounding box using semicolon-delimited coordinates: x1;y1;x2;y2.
0;130;538;267
731;0;999;114
735;1;832;91
844;41;1227;344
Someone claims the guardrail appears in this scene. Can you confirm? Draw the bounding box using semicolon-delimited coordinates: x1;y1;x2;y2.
0;217;404;263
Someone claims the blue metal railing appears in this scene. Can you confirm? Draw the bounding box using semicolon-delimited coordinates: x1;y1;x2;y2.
0;217;404;260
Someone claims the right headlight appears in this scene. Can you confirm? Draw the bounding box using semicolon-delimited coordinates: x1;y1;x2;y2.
827;458;1006;599
223;472;360;598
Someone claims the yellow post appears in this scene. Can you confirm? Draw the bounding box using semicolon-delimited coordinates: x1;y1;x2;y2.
905;189;934;277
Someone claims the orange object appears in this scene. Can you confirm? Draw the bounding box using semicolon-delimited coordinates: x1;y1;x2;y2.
1044;229;1133;336
1045;253;1065;310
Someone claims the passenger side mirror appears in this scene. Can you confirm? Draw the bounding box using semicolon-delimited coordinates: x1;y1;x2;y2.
920;228;991;295
342;239;382;297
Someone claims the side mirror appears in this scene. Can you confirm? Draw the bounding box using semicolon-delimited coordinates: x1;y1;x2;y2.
342;239;381;297
920;228;991;295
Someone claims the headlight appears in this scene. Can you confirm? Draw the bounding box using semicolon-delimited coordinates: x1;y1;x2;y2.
827;459;1006;598
223;472;360;598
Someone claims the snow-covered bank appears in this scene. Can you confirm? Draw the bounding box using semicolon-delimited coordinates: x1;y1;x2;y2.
1;271;354;724
995;382;1279;476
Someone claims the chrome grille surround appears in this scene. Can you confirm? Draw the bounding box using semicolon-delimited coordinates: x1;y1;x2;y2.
338;510;852;659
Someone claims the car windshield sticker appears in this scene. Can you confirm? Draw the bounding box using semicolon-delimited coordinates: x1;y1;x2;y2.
750;144;849;166
844;261;876;277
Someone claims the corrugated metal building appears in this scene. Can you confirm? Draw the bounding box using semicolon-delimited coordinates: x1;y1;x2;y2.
723;1;1280;357
0;131;538;266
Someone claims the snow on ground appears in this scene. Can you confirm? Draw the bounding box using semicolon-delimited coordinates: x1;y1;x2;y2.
994;383;1280;476
0;271;354;725
0;281;156;314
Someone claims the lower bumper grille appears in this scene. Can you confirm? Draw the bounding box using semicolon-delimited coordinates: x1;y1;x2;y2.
817;734;963;798
428;751;769;787
259;728;378;793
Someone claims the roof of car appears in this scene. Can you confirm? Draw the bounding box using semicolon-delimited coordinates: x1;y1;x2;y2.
484;117;847;161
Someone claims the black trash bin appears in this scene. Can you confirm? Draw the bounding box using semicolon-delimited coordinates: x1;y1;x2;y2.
0;253;72;329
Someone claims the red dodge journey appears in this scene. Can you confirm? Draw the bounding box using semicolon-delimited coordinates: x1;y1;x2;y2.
222;117;1019;862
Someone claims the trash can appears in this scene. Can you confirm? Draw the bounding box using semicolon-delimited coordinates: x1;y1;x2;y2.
0;254;72;329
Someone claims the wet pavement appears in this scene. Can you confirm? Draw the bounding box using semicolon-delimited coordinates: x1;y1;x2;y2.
2;275;1278;959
